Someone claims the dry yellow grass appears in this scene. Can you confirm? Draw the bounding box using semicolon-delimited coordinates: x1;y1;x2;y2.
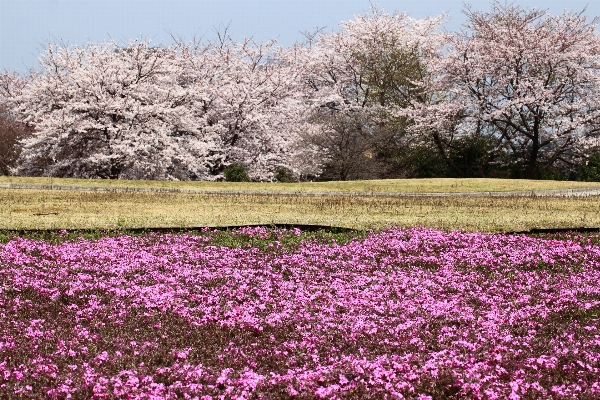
2;176;600;193
2;188;599;233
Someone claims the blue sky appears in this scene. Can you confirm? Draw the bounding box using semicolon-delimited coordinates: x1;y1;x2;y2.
1;0;599;73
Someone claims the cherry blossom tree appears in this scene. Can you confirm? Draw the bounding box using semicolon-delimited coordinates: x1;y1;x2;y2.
0;107;32;176
412;2;600;178
9;40;223;179
297;8;446;179
175;32;317;181
6;34;319;181
0;72;33;175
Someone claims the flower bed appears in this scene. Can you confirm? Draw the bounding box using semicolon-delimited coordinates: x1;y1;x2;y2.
1;227;599;398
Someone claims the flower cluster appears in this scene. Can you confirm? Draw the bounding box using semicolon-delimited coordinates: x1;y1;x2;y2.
1;227;599;398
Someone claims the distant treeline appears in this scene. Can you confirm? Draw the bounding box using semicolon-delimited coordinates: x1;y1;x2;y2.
2;1;600;182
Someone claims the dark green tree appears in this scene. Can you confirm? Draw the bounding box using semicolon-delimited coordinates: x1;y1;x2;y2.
223;163;250;182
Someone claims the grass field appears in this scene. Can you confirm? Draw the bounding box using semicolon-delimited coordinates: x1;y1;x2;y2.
1;177;600;232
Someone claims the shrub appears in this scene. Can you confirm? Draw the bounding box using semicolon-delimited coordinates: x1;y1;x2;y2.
224;163;250;182
274;167;295;183
578;153;600;182
539;166;568;181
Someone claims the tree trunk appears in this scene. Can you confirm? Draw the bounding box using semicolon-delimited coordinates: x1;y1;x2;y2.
525;118;540;179
431;131;462;177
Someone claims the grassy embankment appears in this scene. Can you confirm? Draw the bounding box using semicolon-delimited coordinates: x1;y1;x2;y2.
1;176;600;232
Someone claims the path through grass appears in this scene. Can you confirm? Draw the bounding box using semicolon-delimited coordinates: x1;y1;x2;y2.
3;176;600;193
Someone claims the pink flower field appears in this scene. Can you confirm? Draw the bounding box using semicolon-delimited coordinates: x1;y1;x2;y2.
1;227;600;399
